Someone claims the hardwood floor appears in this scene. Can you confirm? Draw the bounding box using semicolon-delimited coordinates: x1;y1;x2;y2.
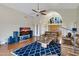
0;38;33;56
0;36;79;56
61;44;79;56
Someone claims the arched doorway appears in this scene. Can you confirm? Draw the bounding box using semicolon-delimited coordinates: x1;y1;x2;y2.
40;11;62;44
47;11;62;44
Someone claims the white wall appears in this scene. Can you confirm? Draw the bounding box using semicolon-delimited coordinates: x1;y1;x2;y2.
58;9;77;36
76;6;79;32
0;5;34;44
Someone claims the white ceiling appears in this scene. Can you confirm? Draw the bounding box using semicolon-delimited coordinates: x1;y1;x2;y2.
1;3;79;16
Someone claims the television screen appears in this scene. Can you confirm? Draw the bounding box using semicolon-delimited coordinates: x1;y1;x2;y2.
20;27;30;36
72;28;77;32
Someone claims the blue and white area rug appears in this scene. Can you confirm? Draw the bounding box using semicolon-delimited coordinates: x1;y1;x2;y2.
11;41;61;56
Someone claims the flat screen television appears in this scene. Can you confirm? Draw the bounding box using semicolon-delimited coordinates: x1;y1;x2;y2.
72;28;77;32
20;27;30;36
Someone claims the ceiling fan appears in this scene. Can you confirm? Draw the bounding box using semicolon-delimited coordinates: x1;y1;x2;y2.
32;3;47;16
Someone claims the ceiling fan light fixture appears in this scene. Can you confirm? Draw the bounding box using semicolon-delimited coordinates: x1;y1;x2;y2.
32;3;47;16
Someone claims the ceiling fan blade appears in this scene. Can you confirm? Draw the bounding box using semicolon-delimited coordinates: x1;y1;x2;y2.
32;9;38;13
40;10;46;12
40;12;47;15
